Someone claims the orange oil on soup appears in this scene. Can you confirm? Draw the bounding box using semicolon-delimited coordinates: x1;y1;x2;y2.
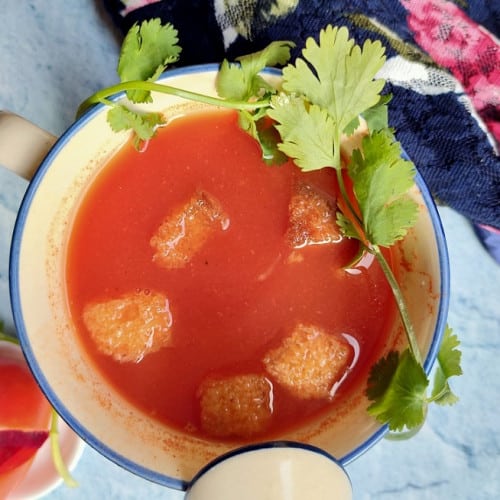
66;109;396;442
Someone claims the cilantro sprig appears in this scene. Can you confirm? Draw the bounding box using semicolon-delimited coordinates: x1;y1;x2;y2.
367;326;462;432
77;21;273;148
78;20;462;435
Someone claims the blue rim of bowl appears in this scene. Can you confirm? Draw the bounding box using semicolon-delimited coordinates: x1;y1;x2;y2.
185;440;352;494
9;63;450;490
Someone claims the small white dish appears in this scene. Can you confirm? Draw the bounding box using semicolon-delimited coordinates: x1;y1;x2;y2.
0;340;85;500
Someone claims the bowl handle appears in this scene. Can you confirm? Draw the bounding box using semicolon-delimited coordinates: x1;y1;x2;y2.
0;111;56;181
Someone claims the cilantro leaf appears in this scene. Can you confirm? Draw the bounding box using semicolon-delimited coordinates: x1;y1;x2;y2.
432;370;459;406
343;116;362;137
436;326;463;379
336;212;361;240
281;26;386;119
237;112;287;165
431;326;462;405
362;94;392;133
107;105;164;146
237;40;295;72
367;349;429;432
347;129;418;247
216;41;294;102
118;19;181;103
269;95;336;171
367;326;462;432
267;25;386;171
366;351;400;401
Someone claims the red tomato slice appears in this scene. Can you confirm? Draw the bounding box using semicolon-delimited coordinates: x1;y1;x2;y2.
0;343;52;430
0;341;52;497
0;429;49;474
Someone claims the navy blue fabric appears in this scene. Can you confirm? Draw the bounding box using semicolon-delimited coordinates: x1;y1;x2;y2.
102;0;500;238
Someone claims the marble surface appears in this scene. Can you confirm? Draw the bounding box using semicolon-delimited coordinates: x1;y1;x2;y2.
1;1;499;499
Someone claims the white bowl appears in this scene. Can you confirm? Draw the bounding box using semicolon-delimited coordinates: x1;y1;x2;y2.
9;65;449;490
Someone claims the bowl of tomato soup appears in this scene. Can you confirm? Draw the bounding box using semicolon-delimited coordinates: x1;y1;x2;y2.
10;65;449;490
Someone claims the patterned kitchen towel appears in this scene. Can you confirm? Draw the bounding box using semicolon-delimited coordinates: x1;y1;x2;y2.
103;0;500;262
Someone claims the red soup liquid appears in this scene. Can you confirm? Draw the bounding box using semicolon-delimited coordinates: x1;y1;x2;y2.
66;109;396;442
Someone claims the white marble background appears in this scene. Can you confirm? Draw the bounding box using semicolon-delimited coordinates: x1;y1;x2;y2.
1;1;499;498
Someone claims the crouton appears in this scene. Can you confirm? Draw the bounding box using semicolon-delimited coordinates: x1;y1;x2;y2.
82;290;173;363
150;190;229;269
286;182;341;249
263;324;351;399
198;374;273;438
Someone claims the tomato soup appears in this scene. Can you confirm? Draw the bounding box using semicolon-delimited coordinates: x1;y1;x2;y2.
66;109;396;442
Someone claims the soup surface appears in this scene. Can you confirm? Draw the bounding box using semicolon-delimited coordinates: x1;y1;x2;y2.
66;109;396;442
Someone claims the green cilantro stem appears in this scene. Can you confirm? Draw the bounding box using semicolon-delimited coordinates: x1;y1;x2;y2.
334;168;422;367
50;409;78;488
77;81;271;118
384;423;424;441
335;166;422;366
427;385;451;403
373;246;422;365
335;168;364;230
0;330;18;344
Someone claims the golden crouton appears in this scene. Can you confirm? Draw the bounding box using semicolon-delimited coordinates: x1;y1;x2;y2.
286;182;341;249
150;190;229;269
198;374;273;438
82;290;173;363
263;324;351;399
